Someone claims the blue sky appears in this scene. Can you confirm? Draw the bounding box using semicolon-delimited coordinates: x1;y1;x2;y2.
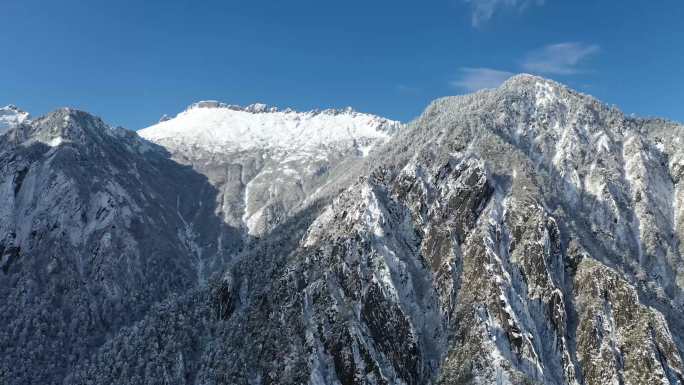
1;0;682;129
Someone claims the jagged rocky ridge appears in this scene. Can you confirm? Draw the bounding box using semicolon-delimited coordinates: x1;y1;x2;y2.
2;75;684;385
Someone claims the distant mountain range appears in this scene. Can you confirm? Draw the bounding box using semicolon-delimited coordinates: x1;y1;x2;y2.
1;75;683;385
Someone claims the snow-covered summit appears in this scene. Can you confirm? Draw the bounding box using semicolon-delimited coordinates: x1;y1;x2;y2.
183;100;366;116
0;104;30;134
139;101;401;154
9;107;148;150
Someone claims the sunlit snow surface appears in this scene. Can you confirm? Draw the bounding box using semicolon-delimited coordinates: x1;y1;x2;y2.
138;102;400;153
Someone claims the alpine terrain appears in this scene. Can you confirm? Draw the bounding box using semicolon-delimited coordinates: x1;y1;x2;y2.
1;74;683;385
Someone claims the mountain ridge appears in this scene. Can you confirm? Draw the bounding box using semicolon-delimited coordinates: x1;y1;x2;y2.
138;101;402;156
1;75;683;384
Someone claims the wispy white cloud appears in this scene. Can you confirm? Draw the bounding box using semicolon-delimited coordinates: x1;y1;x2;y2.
395;84;421;95
451;42;600;92
465;0;545;26
451;67;515;92
522;42;600;75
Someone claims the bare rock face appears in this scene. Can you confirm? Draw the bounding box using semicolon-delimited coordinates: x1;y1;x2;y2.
3;75;684;385
574;257;684;385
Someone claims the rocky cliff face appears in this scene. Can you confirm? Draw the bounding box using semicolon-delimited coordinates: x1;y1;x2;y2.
2;75;683;385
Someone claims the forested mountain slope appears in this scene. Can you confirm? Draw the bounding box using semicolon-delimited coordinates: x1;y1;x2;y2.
2;75;683;385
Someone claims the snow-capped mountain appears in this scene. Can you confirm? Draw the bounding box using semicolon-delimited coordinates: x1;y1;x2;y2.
0;104;30;134
139;101;400;154
139;102;402;236
2;76;684;385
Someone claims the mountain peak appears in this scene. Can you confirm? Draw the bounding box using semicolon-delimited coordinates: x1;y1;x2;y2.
425;74;602;124
501;73;595;103
504;72;550;84
0;104;31;134
497;73;574;92
12;108;129;148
